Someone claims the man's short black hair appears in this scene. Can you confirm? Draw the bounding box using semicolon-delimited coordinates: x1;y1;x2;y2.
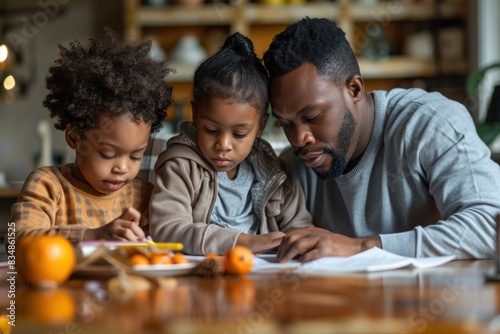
263;17;360;86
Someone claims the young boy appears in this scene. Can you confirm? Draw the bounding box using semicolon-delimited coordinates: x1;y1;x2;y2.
10;28;173;244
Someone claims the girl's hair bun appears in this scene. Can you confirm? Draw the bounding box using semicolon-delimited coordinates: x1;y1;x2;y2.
222;32;256;58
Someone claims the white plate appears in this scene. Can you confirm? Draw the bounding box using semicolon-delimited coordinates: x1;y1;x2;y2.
132;263;197;277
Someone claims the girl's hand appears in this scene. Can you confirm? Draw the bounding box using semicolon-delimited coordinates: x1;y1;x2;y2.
83;207;145;241
236;231;286;253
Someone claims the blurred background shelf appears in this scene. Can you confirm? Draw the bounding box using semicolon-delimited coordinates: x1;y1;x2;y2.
169;56;447;82
358;57;438;79
0;188;21;199
124;0;473;123
132;4;236;27
348;1;467;21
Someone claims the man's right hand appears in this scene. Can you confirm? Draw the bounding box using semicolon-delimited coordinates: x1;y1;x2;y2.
276;227;381;263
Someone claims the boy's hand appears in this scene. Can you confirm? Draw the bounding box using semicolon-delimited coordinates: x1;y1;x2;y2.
83;207;145;241
236;231;285;254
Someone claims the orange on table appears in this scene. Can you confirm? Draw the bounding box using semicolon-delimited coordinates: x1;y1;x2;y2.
172;252;189;264
224;245;253;275
16;234;76;288
150;253;173;265
129;253;150;265
0;314;11;334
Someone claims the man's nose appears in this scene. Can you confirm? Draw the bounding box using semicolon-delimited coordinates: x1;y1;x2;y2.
290;126;315;148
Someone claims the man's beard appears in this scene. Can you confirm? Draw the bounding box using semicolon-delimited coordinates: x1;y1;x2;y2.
297;107;355;181
314;147;348;180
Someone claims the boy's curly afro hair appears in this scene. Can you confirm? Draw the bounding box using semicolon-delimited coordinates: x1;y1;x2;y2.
263;17;360;87
43;27;173;136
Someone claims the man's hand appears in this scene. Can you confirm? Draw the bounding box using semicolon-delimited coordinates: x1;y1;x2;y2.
276;227;381;263
237;231;286;254
83;207;145;241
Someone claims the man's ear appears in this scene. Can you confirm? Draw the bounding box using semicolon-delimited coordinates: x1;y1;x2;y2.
257;114;269;138
65;124;80;149
346;75;365;103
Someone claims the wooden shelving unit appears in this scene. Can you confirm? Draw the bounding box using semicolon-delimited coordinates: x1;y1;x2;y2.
124;0;472;120
0;188;21;199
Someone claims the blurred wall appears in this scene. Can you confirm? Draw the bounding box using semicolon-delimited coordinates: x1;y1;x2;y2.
0;0;122;184
477;0;500;122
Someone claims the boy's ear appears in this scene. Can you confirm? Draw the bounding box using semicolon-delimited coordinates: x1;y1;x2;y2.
65;124;80;149
257;114;269;137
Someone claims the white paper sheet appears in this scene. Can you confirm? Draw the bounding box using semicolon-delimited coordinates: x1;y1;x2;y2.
251;247;455;275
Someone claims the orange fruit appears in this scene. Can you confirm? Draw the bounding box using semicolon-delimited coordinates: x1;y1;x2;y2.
0;314;11;334
17;234;76;288
150;253;172;265
130;253;150;265
224;246;253;275
172;252;189;264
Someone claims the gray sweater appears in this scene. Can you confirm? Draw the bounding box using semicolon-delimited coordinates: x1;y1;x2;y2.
281;88;500;259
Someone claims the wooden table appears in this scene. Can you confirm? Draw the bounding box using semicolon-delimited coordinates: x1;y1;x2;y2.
3;259;500;334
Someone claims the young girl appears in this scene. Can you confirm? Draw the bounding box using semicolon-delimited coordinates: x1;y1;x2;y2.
10;28;173;245
150;32;313;255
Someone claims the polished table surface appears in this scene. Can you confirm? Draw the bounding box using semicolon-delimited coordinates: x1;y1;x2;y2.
3;259;500;334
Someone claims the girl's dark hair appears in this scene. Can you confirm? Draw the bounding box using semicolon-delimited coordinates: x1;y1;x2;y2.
43;27;174;135
192;32;269;116
263;17;360;86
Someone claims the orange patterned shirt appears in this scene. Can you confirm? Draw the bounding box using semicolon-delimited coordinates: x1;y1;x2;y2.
11;164;153;244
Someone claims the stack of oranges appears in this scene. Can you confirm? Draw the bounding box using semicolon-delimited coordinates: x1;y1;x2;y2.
128;250;189;266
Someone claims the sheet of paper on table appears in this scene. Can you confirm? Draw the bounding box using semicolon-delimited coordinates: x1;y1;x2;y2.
250;247;455;275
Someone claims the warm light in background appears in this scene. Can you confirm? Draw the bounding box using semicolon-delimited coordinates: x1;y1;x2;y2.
0;44;7;63
3;75;15;90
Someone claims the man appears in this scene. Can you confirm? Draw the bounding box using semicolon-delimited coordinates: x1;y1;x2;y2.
263;18;500;262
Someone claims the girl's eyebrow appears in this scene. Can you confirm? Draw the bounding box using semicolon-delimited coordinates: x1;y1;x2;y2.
99;141;148;153
201;115;253;128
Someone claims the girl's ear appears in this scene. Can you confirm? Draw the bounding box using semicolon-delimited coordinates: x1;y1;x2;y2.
65;124;80;149
256;114;269;138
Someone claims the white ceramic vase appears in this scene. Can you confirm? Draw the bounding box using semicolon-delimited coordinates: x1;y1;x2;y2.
170;36;207;64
